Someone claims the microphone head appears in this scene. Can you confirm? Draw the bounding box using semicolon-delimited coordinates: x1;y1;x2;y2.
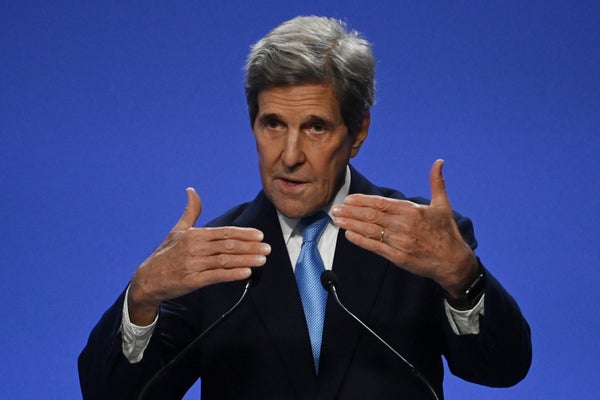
320;270;338;292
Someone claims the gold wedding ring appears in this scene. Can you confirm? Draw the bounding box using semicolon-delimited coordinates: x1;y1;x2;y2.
380;228;385;243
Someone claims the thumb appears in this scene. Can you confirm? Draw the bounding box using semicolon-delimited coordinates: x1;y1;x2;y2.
429;159;451;208
173;187;202;231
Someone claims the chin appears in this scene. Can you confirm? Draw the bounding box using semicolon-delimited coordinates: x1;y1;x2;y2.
279;208;308;219
267;190;327;218
283;203;326;219
272;201;309;219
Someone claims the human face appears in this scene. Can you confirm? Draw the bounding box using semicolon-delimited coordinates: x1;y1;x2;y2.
252;84;368;218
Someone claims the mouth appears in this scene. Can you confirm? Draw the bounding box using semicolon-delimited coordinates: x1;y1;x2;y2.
276;176;309;190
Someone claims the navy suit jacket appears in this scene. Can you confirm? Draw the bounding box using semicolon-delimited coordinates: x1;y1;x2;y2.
79;166;531;399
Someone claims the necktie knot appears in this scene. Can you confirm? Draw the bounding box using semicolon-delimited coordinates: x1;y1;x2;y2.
300;211;330;244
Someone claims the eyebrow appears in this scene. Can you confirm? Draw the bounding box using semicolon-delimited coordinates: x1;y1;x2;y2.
256;113;282;124
257;113;334;126
304;114;331;125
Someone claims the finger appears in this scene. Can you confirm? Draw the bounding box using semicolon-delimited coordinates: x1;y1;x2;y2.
191;267;253;287
187;236;271;257
333;215;383;242
429;159;451;208
344;229;390;259
173;187;202;231
343;194;389;209
200;253;268;269
335;195;418;219
198;226;266;243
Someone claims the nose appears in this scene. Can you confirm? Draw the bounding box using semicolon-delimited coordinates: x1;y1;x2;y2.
280;129;305;169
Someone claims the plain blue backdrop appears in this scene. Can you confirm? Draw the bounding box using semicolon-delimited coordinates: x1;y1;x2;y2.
2;1;599;398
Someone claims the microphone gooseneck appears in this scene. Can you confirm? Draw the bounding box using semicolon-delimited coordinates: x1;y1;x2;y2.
137;269;261;400
320;270;440;400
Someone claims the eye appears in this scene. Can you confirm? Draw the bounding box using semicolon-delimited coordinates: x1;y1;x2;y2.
266;120;280;129
311;123;326;133
305;120;328;136
264;119;285;131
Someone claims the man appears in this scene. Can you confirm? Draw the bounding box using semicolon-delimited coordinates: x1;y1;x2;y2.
79;16;531;399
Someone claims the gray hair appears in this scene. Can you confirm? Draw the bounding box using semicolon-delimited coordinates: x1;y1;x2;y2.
245;16;375;135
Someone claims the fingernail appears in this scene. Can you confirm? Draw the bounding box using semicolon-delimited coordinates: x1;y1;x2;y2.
256;255;267;265
262;244;271;254
332;206;341;215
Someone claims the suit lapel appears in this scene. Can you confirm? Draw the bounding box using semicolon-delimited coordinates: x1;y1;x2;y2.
317;166;393;398
232;192;318;396
317;224;390;398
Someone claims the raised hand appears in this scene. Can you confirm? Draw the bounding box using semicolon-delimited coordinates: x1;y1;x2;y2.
127;188;271;325
332;160;478;297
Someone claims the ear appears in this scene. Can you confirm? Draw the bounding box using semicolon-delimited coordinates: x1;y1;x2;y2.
350;113;370;158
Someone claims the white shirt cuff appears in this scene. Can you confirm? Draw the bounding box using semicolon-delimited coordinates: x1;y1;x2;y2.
444;294;485;335
120;285;158;363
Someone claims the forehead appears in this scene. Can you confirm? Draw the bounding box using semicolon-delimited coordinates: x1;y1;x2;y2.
256;84;342;120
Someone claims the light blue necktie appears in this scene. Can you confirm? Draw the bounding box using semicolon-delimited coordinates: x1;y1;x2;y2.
295;211;330;374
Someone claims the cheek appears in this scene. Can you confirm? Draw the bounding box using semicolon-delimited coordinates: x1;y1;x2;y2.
320;147;352;186
314;154;345;188
323;144;352;172
255;141;273;165
256;153;273;181
255;135;281;161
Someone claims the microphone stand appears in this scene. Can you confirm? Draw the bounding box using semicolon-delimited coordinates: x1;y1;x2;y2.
321;271;440;400
137;274;258;400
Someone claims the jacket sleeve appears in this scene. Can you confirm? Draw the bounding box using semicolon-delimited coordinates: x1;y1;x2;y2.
78;289;156;399
442;266;532;386
78;289;200;400
400;193;532;387
441;205;532;387
444;212;532;387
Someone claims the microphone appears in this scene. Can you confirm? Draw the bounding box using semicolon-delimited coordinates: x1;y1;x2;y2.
320;270;440;400
137;268;262;400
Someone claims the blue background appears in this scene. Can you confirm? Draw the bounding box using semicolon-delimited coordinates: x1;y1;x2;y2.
2;1;599;398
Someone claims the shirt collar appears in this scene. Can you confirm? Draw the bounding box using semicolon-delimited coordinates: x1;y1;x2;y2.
277;165;351;244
